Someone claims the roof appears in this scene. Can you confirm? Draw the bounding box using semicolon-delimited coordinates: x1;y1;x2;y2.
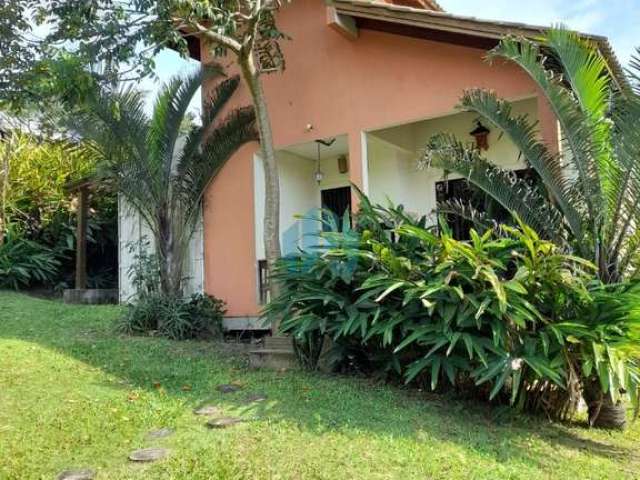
333;0;626;89
382;0;443;11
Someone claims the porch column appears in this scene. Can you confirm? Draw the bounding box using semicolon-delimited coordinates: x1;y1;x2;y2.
75;186;89;290
537;94;560;154
348;130;369;209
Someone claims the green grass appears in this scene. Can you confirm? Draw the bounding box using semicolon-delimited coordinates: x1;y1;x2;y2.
0;292;639;479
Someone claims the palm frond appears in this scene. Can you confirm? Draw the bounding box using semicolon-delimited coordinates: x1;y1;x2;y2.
179;75;242;170
175;105;257;250
425;133;566;244
488;35;603;236
628;47;640;96
544;28;616;238
459;89;584;244
148;68;204;183
436;198;496;234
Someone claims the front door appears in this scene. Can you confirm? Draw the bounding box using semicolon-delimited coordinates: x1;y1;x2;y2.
321;187;352;231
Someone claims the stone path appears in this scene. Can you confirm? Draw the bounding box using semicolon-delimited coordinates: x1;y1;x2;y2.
57;469;96;480
217;383;242;394
58;385;261;476
147;427;174;439
128;448;170;463
193;405;222;416
206;417;244;429
244;393;268;404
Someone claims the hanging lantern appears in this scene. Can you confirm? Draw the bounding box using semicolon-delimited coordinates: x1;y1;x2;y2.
337;155;349;174
470;120;491;151
314;138;336;184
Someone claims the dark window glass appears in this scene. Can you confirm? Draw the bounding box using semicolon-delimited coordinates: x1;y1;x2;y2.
435;168;538;240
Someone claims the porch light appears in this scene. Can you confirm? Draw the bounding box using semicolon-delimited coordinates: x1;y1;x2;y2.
314;138;336;184
470;120;491;151
338;155;349;174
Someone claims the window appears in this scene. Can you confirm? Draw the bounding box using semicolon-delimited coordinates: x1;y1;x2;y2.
258;260;269;305
435;169;538;240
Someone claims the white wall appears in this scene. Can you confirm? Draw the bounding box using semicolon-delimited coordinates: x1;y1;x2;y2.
367;97;537;223
118;196;204;302
254;150;321;260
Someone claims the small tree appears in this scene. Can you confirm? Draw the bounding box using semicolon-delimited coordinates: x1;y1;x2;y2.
174;1;290;303
426;28;640;284
425;29;640;428
77;67;257;296
3;1;291;307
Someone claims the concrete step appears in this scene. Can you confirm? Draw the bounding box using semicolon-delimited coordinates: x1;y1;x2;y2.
248;348;297;370
264;335;294;351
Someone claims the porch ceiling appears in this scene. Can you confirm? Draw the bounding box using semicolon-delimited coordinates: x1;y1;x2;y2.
280;135;349;160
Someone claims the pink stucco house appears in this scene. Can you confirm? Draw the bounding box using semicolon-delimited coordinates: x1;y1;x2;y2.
187;0;622;328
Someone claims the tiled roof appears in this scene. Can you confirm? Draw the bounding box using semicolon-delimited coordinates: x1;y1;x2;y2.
334;0;627;89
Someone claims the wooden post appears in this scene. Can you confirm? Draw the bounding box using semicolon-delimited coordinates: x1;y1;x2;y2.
75;186;89;289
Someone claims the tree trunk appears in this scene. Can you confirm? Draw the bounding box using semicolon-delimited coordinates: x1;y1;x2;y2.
157;214;183;299
0;137;10;246
584;380;627;429
239;53;282;332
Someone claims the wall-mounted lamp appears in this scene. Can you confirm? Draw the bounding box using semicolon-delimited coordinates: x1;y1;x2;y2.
337;155;349;174
470;120;491;151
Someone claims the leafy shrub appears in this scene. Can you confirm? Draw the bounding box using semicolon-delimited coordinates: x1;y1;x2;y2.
0;228;60;289
120;238;226;340
1;132;118;290
265;194;640;421
119;293;226;340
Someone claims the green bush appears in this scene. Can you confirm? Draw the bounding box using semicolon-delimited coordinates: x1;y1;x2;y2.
119;293;226;341
1;132;118;290
265;194;640;421
0;227;60;289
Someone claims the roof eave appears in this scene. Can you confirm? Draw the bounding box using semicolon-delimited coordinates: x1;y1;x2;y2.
334;0;627;90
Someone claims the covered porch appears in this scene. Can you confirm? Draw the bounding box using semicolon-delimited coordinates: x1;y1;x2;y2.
253;96;538;268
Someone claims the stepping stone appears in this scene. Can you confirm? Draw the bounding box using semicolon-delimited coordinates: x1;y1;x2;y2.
244;393;268;403
206;417;243;429
57;470;96;480
147;427;174;439
128;448;170;462
193;405;222;416
217;384;241;394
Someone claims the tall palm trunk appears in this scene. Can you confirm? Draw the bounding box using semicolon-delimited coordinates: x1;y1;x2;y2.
239;52;282;330
156;213;184;298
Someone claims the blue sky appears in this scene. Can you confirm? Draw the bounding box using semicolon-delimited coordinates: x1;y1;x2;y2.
142;0;639;111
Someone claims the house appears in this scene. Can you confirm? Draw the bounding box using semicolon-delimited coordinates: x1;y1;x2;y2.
128;0;623;327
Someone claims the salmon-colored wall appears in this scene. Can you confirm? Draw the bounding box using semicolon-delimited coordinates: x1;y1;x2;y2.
202;0;557;317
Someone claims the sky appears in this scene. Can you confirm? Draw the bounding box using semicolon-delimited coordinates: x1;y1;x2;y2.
143;0;639;111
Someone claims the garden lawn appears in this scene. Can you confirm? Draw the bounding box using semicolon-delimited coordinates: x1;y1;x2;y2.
0;292;639;480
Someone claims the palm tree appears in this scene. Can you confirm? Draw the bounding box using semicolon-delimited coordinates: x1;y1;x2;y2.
77;66;257;297
425;28;640;284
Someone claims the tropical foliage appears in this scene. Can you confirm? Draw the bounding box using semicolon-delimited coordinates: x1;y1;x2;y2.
75;66;257;297
119;238;226;340
425;28;640;284
0;131;117;290
265;194;640;425
0;227;60;289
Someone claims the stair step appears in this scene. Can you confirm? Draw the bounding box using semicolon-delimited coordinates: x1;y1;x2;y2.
248;348;297;370
249;348;294;355
264;336;294;351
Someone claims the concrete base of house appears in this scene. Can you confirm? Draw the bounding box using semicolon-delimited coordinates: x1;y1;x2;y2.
249;336;297;370
63;289;119;305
